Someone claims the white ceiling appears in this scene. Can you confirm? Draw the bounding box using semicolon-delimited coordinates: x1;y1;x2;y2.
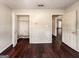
0;0;78;9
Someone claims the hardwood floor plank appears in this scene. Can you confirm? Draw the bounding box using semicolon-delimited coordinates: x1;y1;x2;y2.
0;38;79;58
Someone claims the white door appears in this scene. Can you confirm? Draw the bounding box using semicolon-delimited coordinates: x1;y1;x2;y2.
62;11;77;50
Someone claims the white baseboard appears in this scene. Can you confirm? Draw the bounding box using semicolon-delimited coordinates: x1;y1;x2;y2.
19;37;29;38
0;42;12;53
30;42;52;44
76;49;79;52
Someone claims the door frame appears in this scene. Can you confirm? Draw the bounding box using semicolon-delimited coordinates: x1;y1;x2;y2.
17;15;30;39
12;12;30;47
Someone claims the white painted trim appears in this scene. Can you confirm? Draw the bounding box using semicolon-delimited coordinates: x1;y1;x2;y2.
12;11;16;47
12;12;30;47
30;42;52;44
19;37;29;38
76;50;79;52
0;42;12;53
15;13;31;16
63;41;79;52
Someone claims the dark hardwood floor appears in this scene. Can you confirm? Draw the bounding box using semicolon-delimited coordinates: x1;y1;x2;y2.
0;38;79;58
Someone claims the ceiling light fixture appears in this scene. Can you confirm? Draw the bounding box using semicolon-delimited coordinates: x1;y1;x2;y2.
38;4;44;7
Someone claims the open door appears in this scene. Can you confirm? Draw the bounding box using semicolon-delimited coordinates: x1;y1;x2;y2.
62;11;77;50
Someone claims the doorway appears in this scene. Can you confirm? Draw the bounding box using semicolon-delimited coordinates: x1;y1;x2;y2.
52;15;62;49
17;15;29;40
52;15;62;37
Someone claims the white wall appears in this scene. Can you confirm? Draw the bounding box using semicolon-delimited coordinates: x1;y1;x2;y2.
64;1;79;52
13;9;64;44
0;4;12;53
